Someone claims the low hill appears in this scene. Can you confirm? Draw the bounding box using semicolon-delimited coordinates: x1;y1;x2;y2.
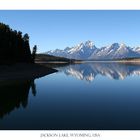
35;54;76;63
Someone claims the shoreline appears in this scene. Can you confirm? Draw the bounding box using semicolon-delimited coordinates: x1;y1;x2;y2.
79;60;140;63
1;59;140;84
36;60;140;64
0;63;58;83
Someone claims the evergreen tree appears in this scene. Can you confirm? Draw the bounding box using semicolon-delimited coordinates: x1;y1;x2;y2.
0;22;33;64
31;45;37;63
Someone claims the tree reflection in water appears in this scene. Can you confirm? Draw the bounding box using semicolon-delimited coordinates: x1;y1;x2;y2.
0;79;36;118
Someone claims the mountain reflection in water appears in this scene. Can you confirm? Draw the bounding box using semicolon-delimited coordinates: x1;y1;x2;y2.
1;62;140;130
57;62;140;82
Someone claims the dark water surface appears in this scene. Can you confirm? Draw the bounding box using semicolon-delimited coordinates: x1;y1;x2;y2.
1;62;140;130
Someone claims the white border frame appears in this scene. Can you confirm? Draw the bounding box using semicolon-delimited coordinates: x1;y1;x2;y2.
0;0;140;139
0;0;140;10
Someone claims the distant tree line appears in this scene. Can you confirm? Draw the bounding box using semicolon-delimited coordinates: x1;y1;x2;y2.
0;22;36;64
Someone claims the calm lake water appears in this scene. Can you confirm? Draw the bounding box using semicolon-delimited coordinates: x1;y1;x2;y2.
1;62;140;130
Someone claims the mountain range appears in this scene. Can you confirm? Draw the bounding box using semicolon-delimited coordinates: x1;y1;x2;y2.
46;41;140;60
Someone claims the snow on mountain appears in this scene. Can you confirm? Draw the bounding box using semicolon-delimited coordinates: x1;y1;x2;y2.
133;47;140;54
90;43;120;59
46;41;140;60
90;43;140;59
47;40;97;59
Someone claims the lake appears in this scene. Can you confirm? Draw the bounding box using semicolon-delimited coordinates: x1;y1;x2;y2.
1;62;140;130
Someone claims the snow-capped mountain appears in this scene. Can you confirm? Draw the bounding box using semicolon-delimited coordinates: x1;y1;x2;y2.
46;41;140;60
133;47;140;54
90;43;140;59
47;40;97;59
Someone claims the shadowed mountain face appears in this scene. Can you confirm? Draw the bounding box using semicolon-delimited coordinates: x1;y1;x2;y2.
57;63;140;82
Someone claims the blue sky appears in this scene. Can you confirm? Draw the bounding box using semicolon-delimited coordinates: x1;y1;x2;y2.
0;10;140;53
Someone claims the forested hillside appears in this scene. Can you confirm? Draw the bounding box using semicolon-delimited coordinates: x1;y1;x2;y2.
0;22;33;64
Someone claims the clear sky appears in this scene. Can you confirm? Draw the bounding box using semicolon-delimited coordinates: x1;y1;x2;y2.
0;10;140;53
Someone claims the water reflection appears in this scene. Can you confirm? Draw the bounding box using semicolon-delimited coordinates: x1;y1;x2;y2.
0;80;36;119
1;63;140;129
58;62;140;82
